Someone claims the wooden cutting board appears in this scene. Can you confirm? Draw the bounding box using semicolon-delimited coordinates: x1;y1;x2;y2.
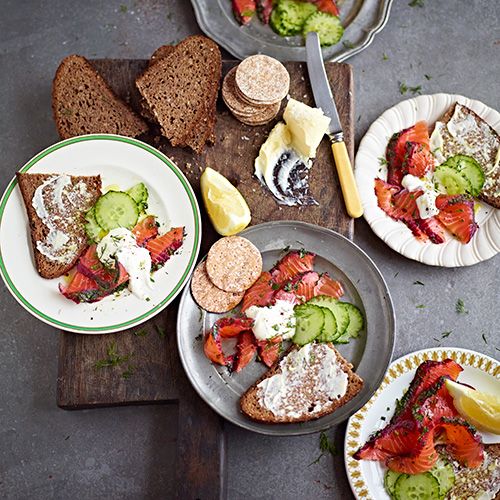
56;58;354;498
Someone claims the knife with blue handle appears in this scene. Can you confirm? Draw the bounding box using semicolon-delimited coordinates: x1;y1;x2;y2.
306;31;363;218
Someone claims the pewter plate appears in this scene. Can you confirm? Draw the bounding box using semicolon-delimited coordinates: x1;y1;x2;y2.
190;0;394;62
176;221;395;435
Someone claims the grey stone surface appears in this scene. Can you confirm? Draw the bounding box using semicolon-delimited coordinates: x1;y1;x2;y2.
1;1;499;499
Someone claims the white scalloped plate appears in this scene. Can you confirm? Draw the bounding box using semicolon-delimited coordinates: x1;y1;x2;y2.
354;94;500;267
344;347;500;500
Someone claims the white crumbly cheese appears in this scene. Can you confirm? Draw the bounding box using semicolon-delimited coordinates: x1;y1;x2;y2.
283;98;331;158
401;173;442;219
96;227;152;300
256;343;348;419
31;174;92;264
244;299;296;341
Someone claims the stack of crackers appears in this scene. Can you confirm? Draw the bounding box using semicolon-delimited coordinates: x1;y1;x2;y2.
222;55;290;126
191;236;262;313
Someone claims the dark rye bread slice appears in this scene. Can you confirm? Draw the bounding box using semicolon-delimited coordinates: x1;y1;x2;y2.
241;342;363;423
52;55;149;140
17;172;101;279
431;102;500;208
135;36;221;154
437;443;500;499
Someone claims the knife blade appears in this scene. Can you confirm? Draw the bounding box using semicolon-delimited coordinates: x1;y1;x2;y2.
306;30;363;218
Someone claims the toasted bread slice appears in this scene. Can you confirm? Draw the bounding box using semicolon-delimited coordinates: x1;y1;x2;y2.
135;36;221;154
241;342;363;423
52;55;148;140
17;172;102;279
430;102;500;208
436;443;500;499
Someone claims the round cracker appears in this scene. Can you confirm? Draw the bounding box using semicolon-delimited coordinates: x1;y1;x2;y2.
235;55;290;105
231;102;280;125
206;236;262;293
191;261;244;313
222;67;268;115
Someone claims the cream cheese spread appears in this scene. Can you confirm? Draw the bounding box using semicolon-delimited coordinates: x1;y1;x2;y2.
96;227;153;300
244;299;296;341
254;99;330;206
32;174;94;264
256;343;348;419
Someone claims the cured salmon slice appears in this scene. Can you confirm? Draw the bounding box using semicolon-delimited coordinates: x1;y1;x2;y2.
233;330;257;373
255;335;282;367
145;226;184;268
270;250;315;283
386;428;439;474
212;316;254;338
438;417;484;468
435;194;478;244
402;141;435;178
241;271;277;312
374;178;400;213
132;215;158;247
412;375;458;425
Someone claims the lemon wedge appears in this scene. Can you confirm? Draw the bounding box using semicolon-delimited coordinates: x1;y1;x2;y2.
446;379;500;434
200;167;251;236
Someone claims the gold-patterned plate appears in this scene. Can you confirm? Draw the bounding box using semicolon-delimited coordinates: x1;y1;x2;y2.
344;348;500;500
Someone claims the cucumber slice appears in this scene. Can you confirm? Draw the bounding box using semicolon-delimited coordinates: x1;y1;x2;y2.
429;454;455;499
307;295;349;341
384;469;403;498
303;11;344;47
439;154;485;197
316;306;337;342
292;303;324;345
393;472;440;500
84;206;106;242
127;182;149;212
94;191;139;232
336;303;364;344
269;1;303;37
435;163;472;196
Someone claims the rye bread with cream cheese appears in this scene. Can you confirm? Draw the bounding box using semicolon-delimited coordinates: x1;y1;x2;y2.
17;172;101;279
135;36;221;154
436;443;500;499
240;342;363;423
430;102;500;208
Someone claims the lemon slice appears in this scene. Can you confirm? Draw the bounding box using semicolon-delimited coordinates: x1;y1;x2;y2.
446;379;500;434
200;167;251;236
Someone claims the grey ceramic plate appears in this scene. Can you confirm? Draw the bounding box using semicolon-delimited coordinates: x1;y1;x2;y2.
176;221;395;435
190;0;393;62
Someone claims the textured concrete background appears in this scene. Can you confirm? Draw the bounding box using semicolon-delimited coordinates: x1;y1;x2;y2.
1;1;499;499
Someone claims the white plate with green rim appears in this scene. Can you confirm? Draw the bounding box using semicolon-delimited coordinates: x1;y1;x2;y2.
0;134;201;334
345;347;500;500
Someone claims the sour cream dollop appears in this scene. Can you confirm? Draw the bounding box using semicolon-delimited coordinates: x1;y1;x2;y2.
96;227;152;300
245;299;296;341
401;173;442;219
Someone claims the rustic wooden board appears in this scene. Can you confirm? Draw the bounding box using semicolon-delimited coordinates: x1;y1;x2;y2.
56;58;354;499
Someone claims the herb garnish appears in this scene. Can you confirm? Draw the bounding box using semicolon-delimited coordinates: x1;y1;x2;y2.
441;331;452;338
134;330;148;337
409;0;425;6
413;280;424;286
94;343;136;372
456;299;469;314
308;432;337;466
399;81;422;95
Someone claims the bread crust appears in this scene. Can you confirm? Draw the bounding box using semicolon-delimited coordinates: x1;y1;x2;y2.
240;343;363;424
52;55;148;140
17;172;102;279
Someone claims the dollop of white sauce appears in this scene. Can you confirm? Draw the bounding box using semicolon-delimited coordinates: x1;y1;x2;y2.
245;299;296;341
257;343;348;419
96;228;152;300
402;173;442;219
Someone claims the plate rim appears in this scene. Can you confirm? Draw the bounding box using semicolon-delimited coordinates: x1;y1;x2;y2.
354;92;500;267
344;346;500;500
0;134;202;334
189;0;394;62
176;220;396;436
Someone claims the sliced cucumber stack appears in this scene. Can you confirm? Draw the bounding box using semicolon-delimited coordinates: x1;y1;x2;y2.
435;154;485;197
303;11;344;47
292;303;325;345
85;182;151;241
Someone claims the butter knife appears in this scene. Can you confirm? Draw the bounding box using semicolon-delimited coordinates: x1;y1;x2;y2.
306;31;363;218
